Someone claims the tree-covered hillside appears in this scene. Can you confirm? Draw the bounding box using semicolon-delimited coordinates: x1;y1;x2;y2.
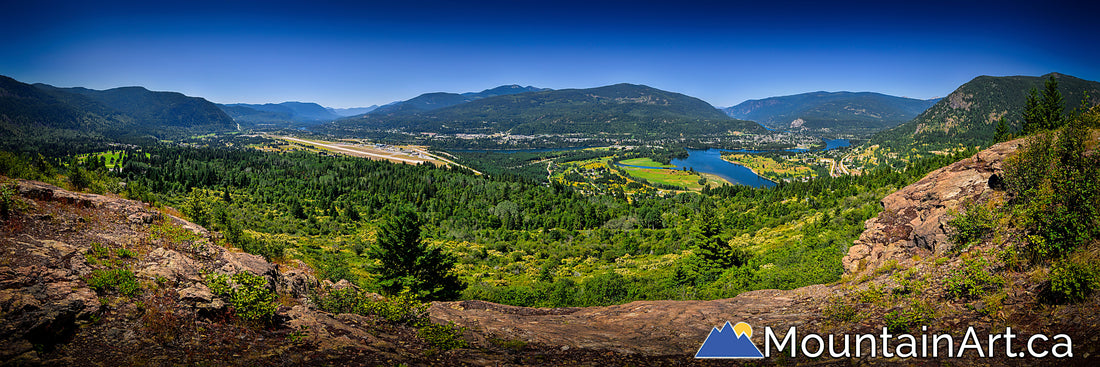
40;84;235;131
871;73;1100;153
0;75;237;147
369;84;548;115
327;83;766;138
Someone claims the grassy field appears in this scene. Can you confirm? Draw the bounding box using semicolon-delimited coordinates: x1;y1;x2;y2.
78;150;144;169
619;166;709;190
617;157;676;168
721;153;816;182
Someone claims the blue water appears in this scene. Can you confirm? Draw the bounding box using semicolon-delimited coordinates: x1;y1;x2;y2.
824;139;850;150
671;149;776;188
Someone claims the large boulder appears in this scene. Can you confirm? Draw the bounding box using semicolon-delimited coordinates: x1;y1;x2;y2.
841;139;1021;274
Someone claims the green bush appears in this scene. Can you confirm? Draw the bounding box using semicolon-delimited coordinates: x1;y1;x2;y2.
87;268;141;297
1048;258;1100;303
1003;118;1100;261
417;321;468;350
944;257;1004;299
205;271;277;322
86;242;111;262
116;248;137;259
884;301;934;333
0;179;27;221
239;234;287;261
313;287;466;350
946;203;994;251
822;296;859;323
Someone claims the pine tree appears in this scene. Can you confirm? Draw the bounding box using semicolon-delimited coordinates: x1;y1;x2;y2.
1023;88;1043;134
994;117;1010;143
1023;75;1066;134
1040;75;1064;130
368;206;464;301
690;208;748;270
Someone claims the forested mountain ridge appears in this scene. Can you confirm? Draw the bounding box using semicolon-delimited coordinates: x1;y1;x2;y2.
871;73;1100;151
0;75;236;143
724;91;938;135
0;75;128;135
327;83;766;137
37;84;235;131
368;84;549;116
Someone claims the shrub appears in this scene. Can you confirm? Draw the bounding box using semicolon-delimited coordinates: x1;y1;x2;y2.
116;248;137;259
822;296;860;323
239;234;287;261
417;321;468;350
84;243;115;266
946;203;994;251
1048;258;1100;303
205;271;277;322
0;179;27;220
313;286;466;350
855;285;886;305
884;301;935;333
87;268;141;297
944;257;1004;299
1003;119;1100;261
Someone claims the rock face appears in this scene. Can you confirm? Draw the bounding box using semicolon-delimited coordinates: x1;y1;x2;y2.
431;286;826;356
0;180;327;364
841;138;1020;274
0;238;101;362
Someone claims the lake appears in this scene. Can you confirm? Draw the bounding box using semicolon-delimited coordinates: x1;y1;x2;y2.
671;149;776;188
824;139;850;150
638;139;850;188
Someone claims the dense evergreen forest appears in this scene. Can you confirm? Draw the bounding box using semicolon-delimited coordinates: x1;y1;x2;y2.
1;135;972;307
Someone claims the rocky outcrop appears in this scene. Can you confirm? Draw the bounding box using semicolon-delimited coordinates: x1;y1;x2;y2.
431;286;826;356
0;238;101;363
0;180;316;363
841;138;1021;274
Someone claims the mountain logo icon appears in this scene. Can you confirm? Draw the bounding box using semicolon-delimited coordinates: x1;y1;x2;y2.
694;321;765;359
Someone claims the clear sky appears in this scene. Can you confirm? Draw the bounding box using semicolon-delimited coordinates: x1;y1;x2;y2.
2;0;1097;108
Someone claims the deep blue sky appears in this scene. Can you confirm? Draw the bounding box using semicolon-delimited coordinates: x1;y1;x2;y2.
2;0;1097;108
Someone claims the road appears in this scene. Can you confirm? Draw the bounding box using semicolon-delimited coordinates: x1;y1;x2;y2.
280;136;427;164
279;136;484;175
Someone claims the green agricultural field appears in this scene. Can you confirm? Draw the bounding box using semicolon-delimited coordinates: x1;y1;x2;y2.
617;157;676;168
619;166;705;190
78;151;132;169
721;153;817;182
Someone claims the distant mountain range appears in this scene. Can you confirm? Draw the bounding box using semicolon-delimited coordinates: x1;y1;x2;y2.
724;92;939;136
213;85;548;126
368;85;550;116
327;106;379;116
8;72;1094;153
326;83;766;138
871;73;1100;151
218;101;342;126
0;75;235;142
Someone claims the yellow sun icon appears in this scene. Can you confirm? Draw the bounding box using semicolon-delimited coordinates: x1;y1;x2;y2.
733;322;752;338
